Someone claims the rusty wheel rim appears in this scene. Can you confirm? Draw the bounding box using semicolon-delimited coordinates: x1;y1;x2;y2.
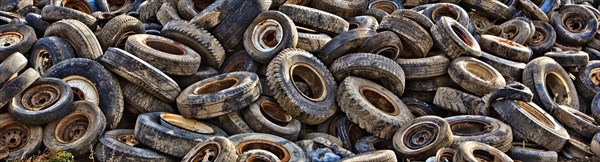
143;38;187;55
21;84;60;111
432;6;459;23
290;63;326;102
192;143;220;161
160;113;214;134
193;77;239;95
449;120;492;136
0;121;29;151
117;134;139;147
252;19;283;52
0;32;23;48
62;0;93;14
451;24;474;47
563;13;587;33
436;148;455;162
260;100;292;126
544;72;571;106
55;113;90;143
235;139;291;162
369;1;397;14
528;28;547;46
403;122;439;149
589;68;600;86
34;49;52;75
359;86;400;116
63;76;99;105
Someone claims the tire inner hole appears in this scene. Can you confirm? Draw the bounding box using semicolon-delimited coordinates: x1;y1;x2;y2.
545;72;570;106
432;6;459;23
374;46;399;60
260;100;292;126
588;68;600;86
145;39;186;55
473;149;499;161
359;86;400;115
451;24;473;47
193;0;213;12
465;62;495;81
290;63;326;101
236;140;290;162
193;78;239;95
371;1;397;14
22;84;60;111
450;120;492;136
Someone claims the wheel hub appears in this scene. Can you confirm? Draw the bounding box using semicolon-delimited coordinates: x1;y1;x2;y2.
56;113;90;143
0;122;29;151
0;32;23;48
252;19;283;52
21;84;60;111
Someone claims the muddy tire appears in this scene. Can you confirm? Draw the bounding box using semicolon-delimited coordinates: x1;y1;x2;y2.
278;4;349;35
448;56;506;96
354;135;394;154
219;111;255;135
348;15;379;30
506;142;558;162
209;0;270;51
119;79;176;114
460;0;513;19
527;21;556;56
522;56;579;112
156;3;180;26
330;53;405;97
445;115;512;152
189;0;239;30
244;11;298;64
393;116;452;160
228;133;308;161
544;51;589;68
43;101;106;155
576;60;600;99
9;77;73;125
25;13;49;36
177;72;261;119
391;9;434;30
296;32;331;53
552;104;600;138
182;136;238;162
162;20;225;69
97;15;144;50
44;58;124;129
171;66;219;89
237;149;281;162
405;75;452;92
43;19;102;59
301;132;343;147
40;5;96;29
551;5;597;45
0;52;27;86
266;48;337;125
479;34;532;62
395;53;449;79
0;24;36;61
454;141;513;162
431;17;481;59
423;3;470;28
338;76;414;139
94;129;176;161
124;34;201;76
358;31;402;60
317;28;376;65
339;150;397;162
28;36;75;75
378;14;432;58
243;96;301;140
402;97;447;117
433;87;485;115
0;68;40;108
219;51;259;73
310;0;368;19
478;52;526;82
177;0;212;20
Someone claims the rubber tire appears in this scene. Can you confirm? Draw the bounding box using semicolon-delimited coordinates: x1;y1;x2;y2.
354;135;393;154
119;78;176;114
338;76;414;139
43;101;106;156
0;24;36;61
401;97;447;117
478;52;526;83
423;3;470;28
189;0;239;30
124;34;202;76
0;68;40;108
176;72;261;119
0;52;27;86
551;5;598;46
431;17;481;59
552;104;600;138
100;47;180;103
358;31;402;60
330;53;405;97
176;0;211;20
301;132;344;147
393;116;452;160
43;19;102;59
576;60;600;99
209;0;270;51
228;133;308;161
219;111;255;135
492;100;570;151
28;36;75;75
338;150;396;162
404;75;452;92
97;14;145;50
378;14;432;58
506;142;558;162
479;34;532;62
0;114;43;161
317;28;376;65
243;10;298;64
161;20;226;69
8;77;74;125
181;136;238;162
391;9;434;30
243;96;301;140
310;0;368;19
44;58;124;129
500;19;534;45
395;53;450;79
266;48;337;125
40;5;96;29
544;51;589;67
296;31;331;53
278;4;349;35
454;141;513;162
171;66;219;89
156;3;180;26
449;56;506;96
94;129;176;162
445;115;513;152
237;149;281;162
348;15;379;30
527;21;556;56
219;50;259;73
522;56;580;112
25;13;49;37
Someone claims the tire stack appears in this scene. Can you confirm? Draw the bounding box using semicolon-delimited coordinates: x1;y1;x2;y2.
2;0;600;161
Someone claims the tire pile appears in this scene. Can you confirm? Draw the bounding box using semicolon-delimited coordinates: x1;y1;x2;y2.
3;0;600;161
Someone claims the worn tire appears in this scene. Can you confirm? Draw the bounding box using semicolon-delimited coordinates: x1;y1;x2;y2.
124;34;201;75
0;68;40;108
330;53;405;97
219;50;259;73
358;31;402;60
445;115;513;152
433;87;485;115
431;17;481;59
296;31;331;53
0;52;27;86
479;34;532;62
43;19;102;59
506;142;558;162
228;133;308;161
317;28;376;65
551;5;598;45
278;4;349;35
348;15;379;30
243;11;298;64
181;136;238;162
219;111;255;135
8;77;74;125
28;36;75;75
454;141;513;162
171;66;219;89
339;150;397;162
522;56;580;112
576;60;600;99
119;79;176;114
0;24;36;61
449;56;506;96
243;96;302;140
97;15;144;50
395;53;449;79
527;21;556;56
310;0;368;19
40;5;96;29
378;14;432;58
0;114;43;161
478;52;526;82
393;116;452;160
544;51;589;68
94;129;176;162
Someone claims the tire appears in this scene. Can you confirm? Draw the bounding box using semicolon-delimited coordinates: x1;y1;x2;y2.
449;56;506;96
181;136;238;162
506;142;558;162
331;53;405;97
402;97;447;117
338;150;397;162
266;48;337;125
244;11;298;64
433;87;486;115
28;36;75;75
0;68;40;108
454;141;513;162
94;129;176;162
209;0;270;51
0;114;43;161
119;79;176;114
107;0;136;15
479;34;532;62
317;28;376;65
25;13;49;37
395;53;449;79
40;5;96;29
44;58;124;129
445;115;513;152
393;116;452;160
243;96;302;140
576;60;600;99
228;133;308;161
363;8;387;22
492;100;569;151
177;72;261;119
8;77;74;125
586;47;600;60
161;20;225;69
544;51;589;68
378;14;432;58
338;76;414;139
478;52;526;82
522;57;579;112
124;34;201;76
310;0;368;19
348;15;379;30
278;4;349;35
171;66;218;89
592;93;600;123
423;3;470;28
459;0;512;19
486;82;534;102
138;1;161;23
431;17;481;59
0;24;36;61
43;101;106;155
354;135;394;154
562;138;594;158
236;149;281;162
500;19;534;45
551;5;598;45
296;31;331;53
176;0;212;20
156;3;180;26
219;50;259;73
0;52;27;86
592;133;600;156
43;19;102;59
134;112;228;157
391;9;434;30
359;31;403;60
469;12;492;34
527;21;556;56
301;132;343;147
100;47;180;103
517;0;549;22
405;75;452;92
97;15;144;51
219;111;255;134
551;104;600;138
